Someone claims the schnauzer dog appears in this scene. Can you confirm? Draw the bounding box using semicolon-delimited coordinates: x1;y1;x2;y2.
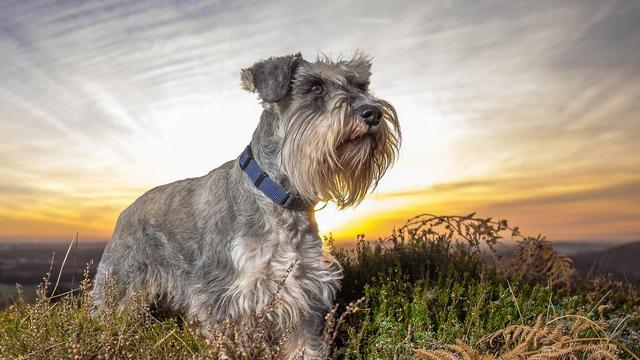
93;52;400;357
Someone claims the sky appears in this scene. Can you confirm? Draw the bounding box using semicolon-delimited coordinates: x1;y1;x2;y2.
0;0;639;244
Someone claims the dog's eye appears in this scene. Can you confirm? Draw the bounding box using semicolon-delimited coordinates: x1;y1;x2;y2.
310;84;324;95
355;82;369;91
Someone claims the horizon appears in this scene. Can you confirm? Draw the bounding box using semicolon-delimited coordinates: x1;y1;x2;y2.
1;0;639;245
0;235;637;246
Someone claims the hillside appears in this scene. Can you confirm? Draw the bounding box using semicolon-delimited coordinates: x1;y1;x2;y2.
571;241;640;282
0;242;105;285
1;215;639;359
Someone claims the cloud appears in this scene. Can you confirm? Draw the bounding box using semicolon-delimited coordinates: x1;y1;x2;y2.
0;184;43;196
330;177;640;243
490;180;640;209
551;0;640;74
0;0;638;242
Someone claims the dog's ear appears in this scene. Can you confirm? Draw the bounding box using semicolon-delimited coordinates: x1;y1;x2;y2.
241;53;303;103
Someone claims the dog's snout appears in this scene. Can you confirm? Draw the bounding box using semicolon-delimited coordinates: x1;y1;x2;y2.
356;104;382;126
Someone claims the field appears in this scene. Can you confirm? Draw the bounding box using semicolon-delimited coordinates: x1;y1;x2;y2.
1;214;638;359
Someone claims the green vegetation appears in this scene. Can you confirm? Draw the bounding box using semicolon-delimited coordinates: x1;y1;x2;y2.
1;214;638;359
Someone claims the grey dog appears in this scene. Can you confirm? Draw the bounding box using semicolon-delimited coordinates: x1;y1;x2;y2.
93;52;400;358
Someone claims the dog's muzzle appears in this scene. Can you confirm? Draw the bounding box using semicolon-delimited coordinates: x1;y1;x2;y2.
355;104;382;127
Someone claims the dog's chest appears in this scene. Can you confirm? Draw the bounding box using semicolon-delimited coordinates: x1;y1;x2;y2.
224;221;338;320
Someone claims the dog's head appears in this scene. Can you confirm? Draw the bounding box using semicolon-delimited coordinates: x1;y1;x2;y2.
241;52;401;208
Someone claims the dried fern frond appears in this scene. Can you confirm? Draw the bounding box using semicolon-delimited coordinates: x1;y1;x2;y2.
497;235;575;288
480;315;562;351
391;214;576;287
415;341;491;360
416;315;637;360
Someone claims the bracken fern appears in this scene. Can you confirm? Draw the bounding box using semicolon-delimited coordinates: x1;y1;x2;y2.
415;314;638;360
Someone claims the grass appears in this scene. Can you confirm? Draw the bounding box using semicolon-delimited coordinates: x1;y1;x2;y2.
1;213;638;359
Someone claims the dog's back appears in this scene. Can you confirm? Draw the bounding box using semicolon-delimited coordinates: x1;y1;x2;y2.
93;160;237;313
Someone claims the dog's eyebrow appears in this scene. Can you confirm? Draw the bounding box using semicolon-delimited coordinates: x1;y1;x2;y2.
294;74;324;87
333;77;347;86
339;73;368;89
315;72;345;85
343;71;368;84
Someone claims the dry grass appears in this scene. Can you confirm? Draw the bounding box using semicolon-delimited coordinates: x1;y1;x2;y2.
415;314;639;359
1;213;638;359
0;260;362;360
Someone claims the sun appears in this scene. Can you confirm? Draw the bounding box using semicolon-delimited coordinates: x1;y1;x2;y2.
314;203;359;238
314;196;403;242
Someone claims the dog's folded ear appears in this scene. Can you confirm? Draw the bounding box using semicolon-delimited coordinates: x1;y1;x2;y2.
241;53;303;103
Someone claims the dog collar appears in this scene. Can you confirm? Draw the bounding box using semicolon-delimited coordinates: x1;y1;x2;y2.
239;145;310;210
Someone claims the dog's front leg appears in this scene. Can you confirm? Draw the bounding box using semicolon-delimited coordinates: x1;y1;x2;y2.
282;312;325;359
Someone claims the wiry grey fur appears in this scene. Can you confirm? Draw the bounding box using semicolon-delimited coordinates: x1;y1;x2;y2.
93;52;400;358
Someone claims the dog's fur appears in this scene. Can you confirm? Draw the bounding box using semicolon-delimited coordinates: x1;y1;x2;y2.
93;52;400;357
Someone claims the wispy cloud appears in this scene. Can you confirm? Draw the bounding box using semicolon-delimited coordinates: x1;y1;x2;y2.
0;0;638;241
328;177;640;244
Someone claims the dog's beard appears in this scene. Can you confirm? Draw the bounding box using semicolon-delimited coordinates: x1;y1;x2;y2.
281;97;400;208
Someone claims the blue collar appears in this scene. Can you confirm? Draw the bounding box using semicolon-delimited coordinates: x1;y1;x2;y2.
239;145;310;210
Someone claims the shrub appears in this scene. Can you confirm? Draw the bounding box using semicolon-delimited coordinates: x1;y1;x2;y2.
1;213;638;359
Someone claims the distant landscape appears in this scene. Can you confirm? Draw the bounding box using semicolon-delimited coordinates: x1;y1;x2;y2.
0;241;106;306
1;237;639;308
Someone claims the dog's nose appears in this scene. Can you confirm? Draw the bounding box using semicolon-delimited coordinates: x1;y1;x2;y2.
356;104;382;126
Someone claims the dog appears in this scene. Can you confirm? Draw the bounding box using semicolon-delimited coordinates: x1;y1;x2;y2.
93;52;400;358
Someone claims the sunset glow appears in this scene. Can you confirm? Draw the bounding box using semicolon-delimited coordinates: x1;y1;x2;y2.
1;1;639;244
